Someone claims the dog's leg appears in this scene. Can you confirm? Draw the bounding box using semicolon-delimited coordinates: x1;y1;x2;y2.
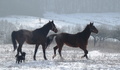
20;60;22;63
18;60;19;64
16;59;17;63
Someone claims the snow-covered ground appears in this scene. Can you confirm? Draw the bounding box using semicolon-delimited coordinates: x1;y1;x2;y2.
0;13;120;69
0;44;120;70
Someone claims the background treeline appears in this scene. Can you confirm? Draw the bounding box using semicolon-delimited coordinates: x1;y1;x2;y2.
0;20;120;45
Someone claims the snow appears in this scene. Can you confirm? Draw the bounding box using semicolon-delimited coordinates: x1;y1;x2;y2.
0;44;120;70
44;12;120;27
0;13;120;69
1;13;120;30
0;16;41;30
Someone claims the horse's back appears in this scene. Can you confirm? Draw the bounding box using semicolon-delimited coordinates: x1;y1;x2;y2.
55;32;87;47
12;29;33;42
56;33;77;40
55;33;78;47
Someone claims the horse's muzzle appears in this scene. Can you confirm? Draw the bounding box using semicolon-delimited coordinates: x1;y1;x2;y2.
54;29;58;33
95;30;98;34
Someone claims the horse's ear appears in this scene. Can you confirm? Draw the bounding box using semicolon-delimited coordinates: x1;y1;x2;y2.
49;21;50;23
90;22;93;26
51;20;54;23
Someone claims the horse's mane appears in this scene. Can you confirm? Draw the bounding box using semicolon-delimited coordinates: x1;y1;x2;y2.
43;22;49;26
43;22;51;27
82;24;90;33
37;22;50;30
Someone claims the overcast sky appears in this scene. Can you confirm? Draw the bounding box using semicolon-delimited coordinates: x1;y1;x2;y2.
0;0;120;17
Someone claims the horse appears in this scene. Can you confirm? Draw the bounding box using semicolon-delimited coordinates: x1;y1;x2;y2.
11;20;58;60
46;22;98;59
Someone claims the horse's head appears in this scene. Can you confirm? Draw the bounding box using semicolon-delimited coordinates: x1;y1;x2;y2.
89;22;98;34
49;20;58;33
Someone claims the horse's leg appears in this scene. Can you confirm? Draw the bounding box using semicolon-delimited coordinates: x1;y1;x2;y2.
42;44;47;60
19;44;23;54
16;43;23;57
82;50;88;59
16;39;25;56
81;48;89;59
16;47;19;57
58;45;63;59
52;46;58;59
33;44;39;60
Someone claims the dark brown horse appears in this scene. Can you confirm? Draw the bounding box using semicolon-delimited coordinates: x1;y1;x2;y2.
46;22;98;59
11;20;58;60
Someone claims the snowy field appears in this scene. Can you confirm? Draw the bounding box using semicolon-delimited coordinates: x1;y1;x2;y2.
1;13;120;31
44;12;120;26
0;44;120;70
0;13;120;70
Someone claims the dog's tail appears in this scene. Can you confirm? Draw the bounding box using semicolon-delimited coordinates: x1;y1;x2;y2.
11;31;17;51
46;34;57;48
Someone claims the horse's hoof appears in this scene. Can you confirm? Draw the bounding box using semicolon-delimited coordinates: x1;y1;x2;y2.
52;56;55;59
60;57;64;60
52;55;56;59
34;58;36;61
52;56;54;59
81;56;84;59
44;58;47;60
15;54;19;57
86;58;89;60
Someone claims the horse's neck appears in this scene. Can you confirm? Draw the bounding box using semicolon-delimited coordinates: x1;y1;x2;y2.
80;26;91;40
38;25;51;36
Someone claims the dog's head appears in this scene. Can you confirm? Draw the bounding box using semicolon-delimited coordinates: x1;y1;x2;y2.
21;52;26;56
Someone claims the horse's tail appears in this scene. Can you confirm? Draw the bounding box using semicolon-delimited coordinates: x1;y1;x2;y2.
46;34;57;47
11;31;17;51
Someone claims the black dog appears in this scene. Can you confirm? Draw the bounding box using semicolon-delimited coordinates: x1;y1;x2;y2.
16;52;26;64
